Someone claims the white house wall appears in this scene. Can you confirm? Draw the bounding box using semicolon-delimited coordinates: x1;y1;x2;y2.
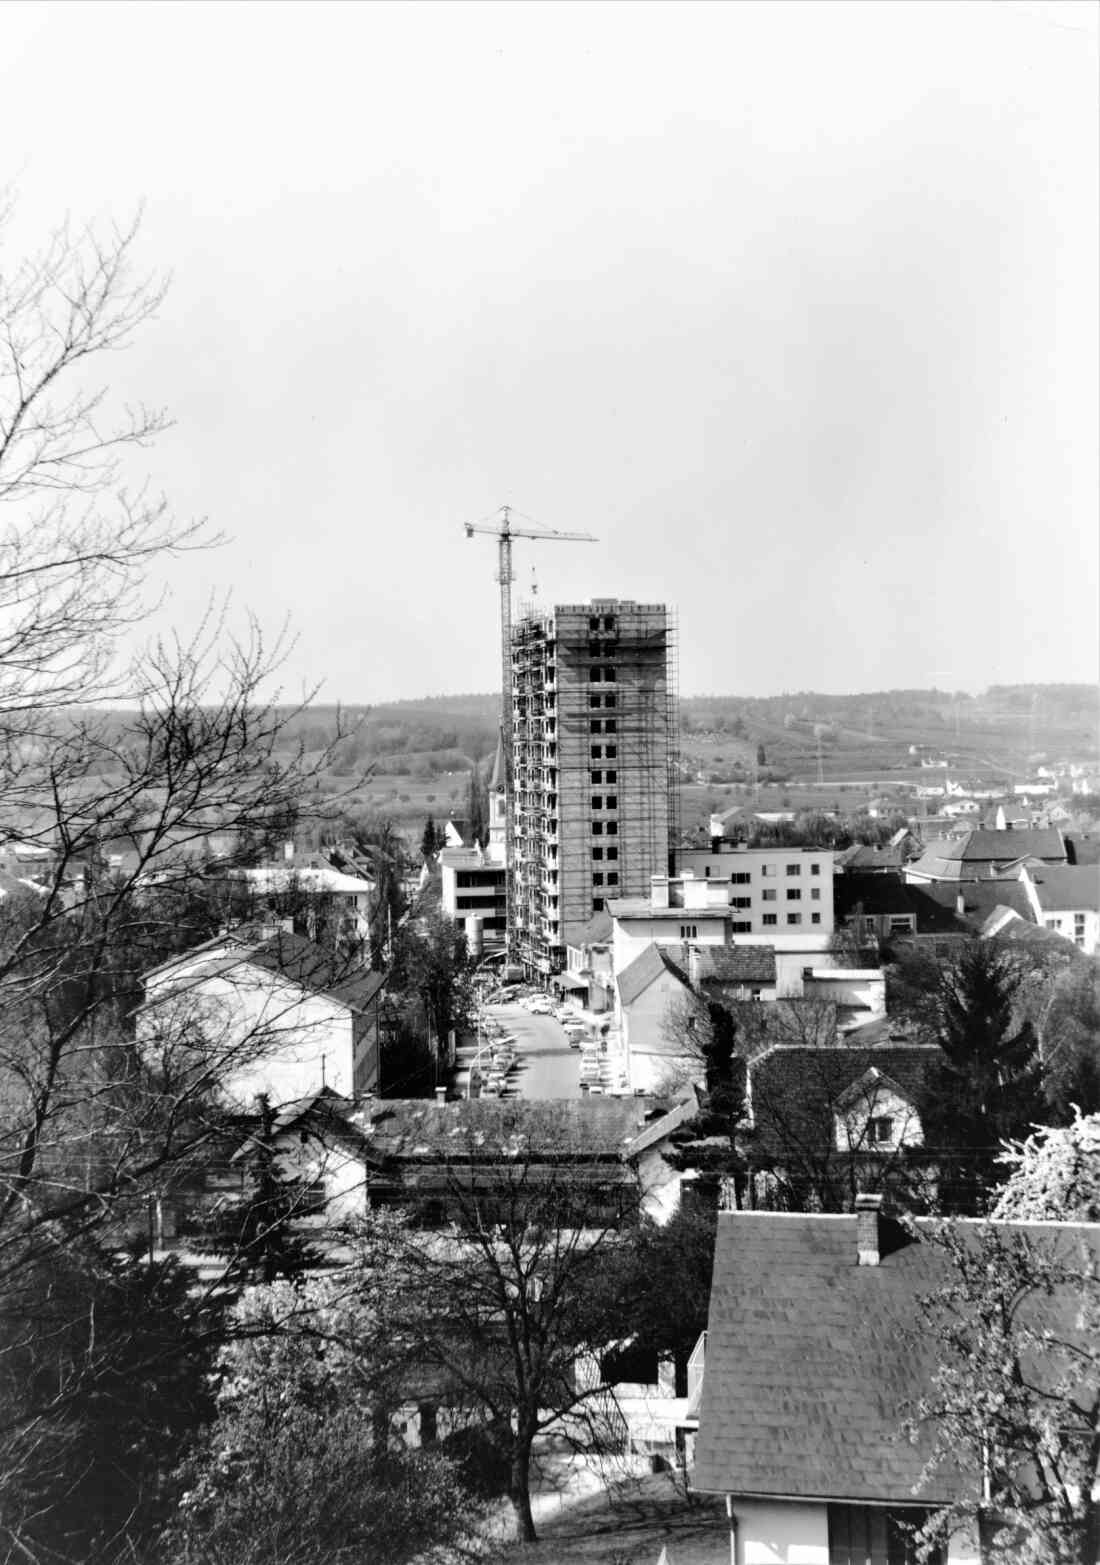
140;964;354;1106
725;1501;979;1565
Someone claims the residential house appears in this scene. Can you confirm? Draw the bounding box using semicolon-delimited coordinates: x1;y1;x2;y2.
691;1204;1100;1564
136;928;388;1108
230;856;376;945
614;942;694;1093
738;1041;941;1211
1018;863;1100;955
439;730;508;950
904;827;1067;885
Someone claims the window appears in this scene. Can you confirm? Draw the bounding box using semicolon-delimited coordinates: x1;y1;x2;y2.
606;847;618;861
589;667;601;683
732;896;751;909
592;847;604;861
732;920;752;934
606;796;618;810
762;913;777;926
591;822;603;836
730;872;750;884
588;615;600;631
604;694;616;709
787;913;802;925
603;666;616;681
607;822;618;835
1045;918;1061;931
607;872;619;886
605;745;617;759
604;718;617;733
811;887;821;900
592;898;603;912
591;770;602;784
762;888;777;902
591;796;603;810
603;614;615;630
871;1115;895;1145
605;770;617;784
811;912;821;925
705;865;711;878
592;873;604;887
761;864;776;877
590;719;603;734
786;863;801;876
589;695;601;708
811;862;821;875
591;745;602;759
679;924;698;939
889;916;915;933
787;888;802;901
827;1504;941;1565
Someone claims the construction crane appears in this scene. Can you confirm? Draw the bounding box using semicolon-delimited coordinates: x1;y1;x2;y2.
464;505;597;746
464;504;597;960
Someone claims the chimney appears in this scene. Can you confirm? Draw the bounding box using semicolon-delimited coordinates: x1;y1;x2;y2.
687;944;702;988
855;1192;883;1266
434;1086;447;1105
651;874;670;910
956;891;966;920
284;840;295;862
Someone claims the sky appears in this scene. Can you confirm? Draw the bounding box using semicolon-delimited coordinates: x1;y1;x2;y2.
1;0;1096;704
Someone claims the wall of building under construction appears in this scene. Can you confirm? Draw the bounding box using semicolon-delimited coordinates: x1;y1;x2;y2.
510;599;676;977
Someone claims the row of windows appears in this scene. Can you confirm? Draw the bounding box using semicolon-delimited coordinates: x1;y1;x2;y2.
588;666;617;682
761;887;823;902
591;822;618;836
589;694;617;709
592;873;619;887
708;861;825;881
761;912;822;926
591;847;619;860
590;718;617;734
590;744;618;758
591;796;618;810
591;770;618;784
588;615;616;631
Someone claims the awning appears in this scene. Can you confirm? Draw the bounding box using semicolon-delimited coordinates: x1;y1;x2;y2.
554;972;588;991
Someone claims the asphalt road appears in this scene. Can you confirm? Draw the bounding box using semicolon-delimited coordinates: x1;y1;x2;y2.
484;1003;582;1100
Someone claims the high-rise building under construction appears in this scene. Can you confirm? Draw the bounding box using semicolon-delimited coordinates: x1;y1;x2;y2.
510;599;677;977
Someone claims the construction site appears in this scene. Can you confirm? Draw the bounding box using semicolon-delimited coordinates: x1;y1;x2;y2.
510;599;679;978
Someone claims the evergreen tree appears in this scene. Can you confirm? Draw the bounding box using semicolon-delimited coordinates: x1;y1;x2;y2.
920;943;1043;1212
420;815;438;860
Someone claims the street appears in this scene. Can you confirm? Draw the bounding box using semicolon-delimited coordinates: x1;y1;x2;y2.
454;1002;583;1100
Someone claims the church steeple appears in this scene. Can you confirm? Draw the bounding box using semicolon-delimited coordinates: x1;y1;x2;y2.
489;725;506;793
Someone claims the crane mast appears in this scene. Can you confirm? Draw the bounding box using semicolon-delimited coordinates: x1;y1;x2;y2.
464;505;598;963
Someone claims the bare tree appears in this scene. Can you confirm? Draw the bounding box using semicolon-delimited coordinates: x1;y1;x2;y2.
371;1105;642;1542
0;204;350;1563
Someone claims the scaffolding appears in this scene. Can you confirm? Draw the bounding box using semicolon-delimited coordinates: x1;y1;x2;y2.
508;600;675;978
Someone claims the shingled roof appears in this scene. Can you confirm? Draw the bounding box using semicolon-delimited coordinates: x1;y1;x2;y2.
1025;864;1100;912
746;1044;943;1161
694;1212;1100;1505
695;945;777;986
617;942;690;1007
907;828;1066;882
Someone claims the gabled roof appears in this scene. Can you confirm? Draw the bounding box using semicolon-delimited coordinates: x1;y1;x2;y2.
141;930;387;1015
836;844;906;872
835;875;963;931
617;942;690;1007
695;944;777;985
920;879;1033;927
985;912;1084;957
908;828;1067;881
746;1044;942;1161
488;727;506;791
1025;864;1100;913
694;1212;1100;1505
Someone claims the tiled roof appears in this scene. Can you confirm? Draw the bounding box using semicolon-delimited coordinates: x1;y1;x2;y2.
362;1096;658;1161
920;880;1033;926
694;1212;1100;1504
696;945;777;985
141;930;387;1014
1025;864;1100;913
909;829;1066;881
746;1044;942;1161
835;875;962;931
617;943;690;1007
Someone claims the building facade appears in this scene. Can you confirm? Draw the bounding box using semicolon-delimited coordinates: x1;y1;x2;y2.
511;599;674;977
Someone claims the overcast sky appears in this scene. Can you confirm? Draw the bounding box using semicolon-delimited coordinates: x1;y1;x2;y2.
2;0;1096;703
